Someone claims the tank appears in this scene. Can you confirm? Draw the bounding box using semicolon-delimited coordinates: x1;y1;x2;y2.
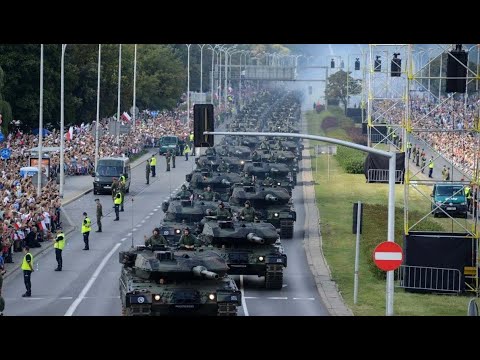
160;199;211;243
198;219;287;289
119;246;241;316
229;185;296;239
195;155;245;173
186;170;243;201
214;145;251;160
244;162;294;194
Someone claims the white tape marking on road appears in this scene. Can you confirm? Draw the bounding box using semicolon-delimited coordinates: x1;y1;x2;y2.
153;209;158;212
145;216;150;219
141;220;146;224
239;275;249;317
60;297;74;300
64;242;122;316
243;296;259;299
132;228;137;232
120;238;127;242
267;297;288;300
293;297;315;300
374;252;402;261
126;233;132;237
149;213;154;216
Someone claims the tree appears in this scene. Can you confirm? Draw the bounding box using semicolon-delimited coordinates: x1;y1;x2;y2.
0;66;13;134
325;70;362;112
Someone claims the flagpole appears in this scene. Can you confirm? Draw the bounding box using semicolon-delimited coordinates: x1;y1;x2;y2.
116;44;122;145
37;44;43;198
132;44;137;133
60;44;67;198
95;44;101;172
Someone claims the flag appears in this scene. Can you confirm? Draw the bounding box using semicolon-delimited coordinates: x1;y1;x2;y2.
37;220;46;232
121;112;131;122
66;126;73;141
13;221;22;230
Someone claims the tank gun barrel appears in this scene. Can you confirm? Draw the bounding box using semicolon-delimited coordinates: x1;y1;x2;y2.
265;194;278;201
246;233;265;244
192;265;219;279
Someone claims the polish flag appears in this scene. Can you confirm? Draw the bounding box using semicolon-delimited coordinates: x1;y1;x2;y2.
121;112;131;122
13;221;22;230
66;126;74;141
37;220;46;232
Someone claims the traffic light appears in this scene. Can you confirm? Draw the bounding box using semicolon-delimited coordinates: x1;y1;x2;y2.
354;58;360;71
193;104;214;148
391;53;401;77
374;56;381;72
330;59;335;68
446;44;468;93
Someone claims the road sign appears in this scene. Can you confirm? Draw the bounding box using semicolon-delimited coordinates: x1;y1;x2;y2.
373;241;403;271
0;133;4;142
0;148;11;160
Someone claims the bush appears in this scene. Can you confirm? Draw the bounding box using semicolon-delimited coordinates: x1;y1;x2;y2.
321;116;338;131
345;126;367;146
335;146;365;174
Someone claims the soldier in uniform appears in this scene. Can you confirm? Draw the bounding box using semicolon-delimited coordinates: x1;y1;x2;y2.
200;185;215;201
145;160;151;185
263;176;275;186
111;178;119;207
165;150;171;172
172;149;176;169
95;198;103;232
239;200;256;222
178;227;197;250
251;150;261;162
215;202;232;220
259;139;270;151
217;161;229;173
176;184;192;199
119;179;126;212
144;228;168;248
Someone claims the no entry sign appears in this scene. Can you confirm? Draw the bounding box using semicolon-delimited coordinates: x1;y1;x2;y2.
373;241;403;271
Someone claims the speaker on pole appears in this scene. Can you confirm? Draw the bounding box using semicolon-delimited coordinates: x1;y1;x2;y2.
391;53;401;77
446;44;468;93
193;104;214;148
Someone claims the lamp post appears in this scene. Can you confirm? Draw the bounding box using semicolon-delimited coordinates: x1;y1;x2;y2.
208;45;220;105
186;44;191;124
116;44;122;144
133;44;137;132
37;44;43;198
60;44;67;198
224;46;237;107
198;44;206;94
94;44;101;172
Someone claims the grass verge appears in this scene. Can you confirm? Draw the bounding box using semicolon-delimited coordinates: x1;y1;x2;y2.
305;109;471;316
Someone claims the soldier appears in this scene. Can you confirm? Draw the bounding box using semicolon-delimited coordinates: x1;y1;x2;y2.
145;160;151;185
144;228;168;248
113;192;121;221
95;198;103;232
259;139;270;151
81;212;92;250
239;200;256;222
251;150;261;162
172;150;176;169
111;178;119;207
441;165;448;181
215;202;232;220
217;161;229;173
421;150;426;173
178;227;197;250
119;179;126;212
200;185;215;201
176;184;192;199
54;228;65;271
263;176;275;186
165;150;171;172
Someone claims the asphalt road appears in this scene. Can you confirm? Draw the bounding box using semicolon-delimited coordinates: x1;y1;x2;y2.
3;129;329;317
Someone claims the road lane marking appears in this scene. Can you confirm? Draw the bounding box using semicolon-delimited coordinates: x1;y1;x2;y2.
145;216;150;219
239;275;249;317
60;297;74;300
153;209;158;212
132;228;137;232
149;213;154;216
267;297;288;300
243;296;259;299
140;220;146;224
65;242;122;316
120;238;127;242
293;297;315;300
126;233;132;237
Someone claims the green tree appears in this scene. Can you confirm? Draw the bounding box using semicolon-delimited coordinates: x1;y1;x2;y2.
325;70;361;113
136;45;185;110
0;66;13;134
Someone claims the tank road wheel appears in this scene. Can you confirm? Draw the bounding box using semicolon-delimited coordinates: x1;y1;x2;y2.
265;264;283;290
217;303;238;316
280;221;294;239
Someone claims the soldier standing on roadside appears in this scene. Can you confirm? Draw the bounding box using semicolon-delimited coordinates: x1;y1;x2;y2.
145;160;151;185
172;150;176;169
95;199;103;232
166;150;171;172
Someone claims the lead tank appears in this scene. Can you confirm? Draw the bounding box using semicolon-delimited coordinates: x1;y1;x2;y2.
119;246;241;316
199;219;287;289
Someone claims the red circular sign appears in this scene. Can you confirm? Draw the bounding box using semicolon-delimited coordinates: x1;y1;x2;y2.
373;241;403;271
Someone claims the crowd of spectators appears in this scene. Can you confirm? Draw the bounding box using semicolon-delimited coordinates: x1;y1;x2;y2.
373;94;480;177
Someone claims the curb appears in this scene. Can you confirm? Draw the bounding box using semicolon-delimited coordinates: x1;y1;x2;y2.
3;226;76;281
301;117;354;316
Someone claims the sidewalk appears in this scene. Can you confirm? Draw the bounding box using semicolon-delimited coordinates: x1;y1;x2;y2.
301;114;353;316
2;150;154;280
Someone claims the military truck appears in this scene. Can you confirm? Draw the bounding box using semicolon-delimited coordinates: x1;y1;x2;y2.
199;219;287;289
119;246;242;316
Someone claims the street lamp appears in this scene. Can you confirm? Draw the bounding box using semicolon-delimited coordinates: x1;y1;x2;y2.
198;44;206;94
132;44;137;132
60;44;67;198
37;44;44;198
94;44;101;173
207;44;220;105
116;44;122;144
186;44;191;124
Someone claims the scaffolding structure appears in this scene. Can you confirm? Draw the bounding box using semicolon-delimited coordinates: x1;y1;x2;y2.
366;44;480;294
